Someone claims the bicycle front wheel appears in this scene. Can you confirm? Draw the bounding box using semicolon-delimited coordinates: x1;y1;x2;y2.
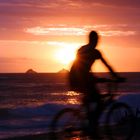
50;108;86;140
105;102;136;140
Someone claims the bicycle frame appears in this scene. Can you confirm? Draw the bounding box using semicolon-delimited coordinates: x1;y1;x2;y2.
79;82;120;115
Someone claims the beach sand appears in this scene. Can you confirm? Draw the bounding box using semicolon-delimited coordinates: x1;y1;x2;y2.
2;121;140;140
1;113;139;140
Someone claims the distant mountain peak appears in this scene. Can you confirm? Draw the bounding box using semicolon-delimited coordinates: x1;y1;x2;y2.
58;68;69;73
26;69;37;74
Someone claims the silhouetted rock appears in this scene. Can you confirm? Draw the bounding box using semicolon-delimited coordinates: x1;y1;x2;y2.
58;68;69;73
26;69;37;74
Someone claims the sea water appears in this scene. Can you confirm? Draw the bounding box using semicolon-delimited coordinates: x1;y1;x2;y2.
0;72;140;139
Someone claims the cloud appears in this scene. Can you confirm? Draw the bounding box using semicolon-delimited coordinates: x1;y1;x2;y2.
47;41;81;48
25;24;138;37
0;0;139;17
25;26;87;36
99;31;136;36
0;57;33;64
82;0;140;8
0;0;81;14
0;0;139;8
0;40;41;47
0;0;139;41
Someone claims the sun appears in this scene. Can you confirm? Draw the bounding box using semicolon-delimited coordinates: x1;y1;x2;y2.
53;42;80;66
55;45;77;65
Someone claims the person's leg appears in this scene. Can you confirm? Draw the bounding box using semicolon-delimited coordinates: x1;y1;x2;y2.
85;87;103;139
83;76;103;138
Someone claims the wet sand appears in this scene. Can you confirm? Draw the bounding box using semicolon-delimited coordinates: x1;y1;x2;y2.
2;130;140;140
2;133;49;140
2;118;140;140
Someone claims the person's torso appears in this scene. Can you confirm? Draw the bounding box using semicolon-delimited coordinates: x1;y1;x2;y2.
70;45;101;74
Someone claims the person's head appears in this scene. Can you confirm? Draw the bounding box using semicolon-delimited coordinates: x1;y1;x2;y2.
89;31;99;47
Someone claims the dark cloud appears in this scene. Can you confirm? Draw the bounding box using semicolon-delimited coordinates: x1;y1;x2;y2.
0;0;139;7
0;0;139;19
77;0;140;8
0;0;139;16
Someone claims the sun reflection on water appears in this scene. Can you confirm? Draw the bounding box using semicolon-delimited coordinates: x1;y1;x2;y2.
66;91;81;104
67;98;79;104
66;91;80;96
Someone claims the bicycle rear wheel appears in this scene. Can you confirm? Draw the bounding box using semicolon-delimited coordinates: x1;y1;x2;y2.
105;102;136;140
50;108;87;140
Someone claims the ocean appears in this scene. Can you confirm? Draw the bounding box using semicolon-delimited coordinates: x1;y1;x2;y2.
0;72;140;139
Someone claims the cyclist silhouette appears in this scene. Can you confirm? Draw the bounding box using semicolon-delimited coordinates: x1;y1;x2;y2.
69;31;124;138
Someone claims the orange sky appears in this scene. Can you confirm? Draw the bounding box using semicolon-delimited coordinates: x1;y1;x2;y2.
0;0;140;73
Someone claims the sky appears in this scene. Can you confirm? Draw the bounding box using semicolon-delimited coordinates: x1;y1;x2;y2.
0;0;140;73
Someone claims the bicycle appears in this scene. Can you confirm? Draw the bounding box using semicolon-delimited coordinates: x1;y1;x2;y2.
49;80;136;140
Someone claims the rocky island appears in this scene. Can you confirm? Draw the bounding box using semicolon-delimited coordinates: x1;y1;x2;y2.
25;69;37;74
58;68;69;73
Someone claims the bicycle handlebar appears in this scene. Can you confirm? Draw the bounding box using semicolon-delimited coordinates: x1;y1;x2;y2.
112;77;126;83
99;77;126;98
97;77;126;83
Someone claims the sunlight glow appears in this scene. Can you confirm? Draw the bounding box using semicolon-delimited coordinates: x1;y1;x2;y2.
55;47;76;64
52;42;80;65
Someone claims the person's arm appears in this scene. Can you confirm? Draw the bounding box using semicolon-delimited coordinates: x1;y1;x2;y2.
100;55;119;79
